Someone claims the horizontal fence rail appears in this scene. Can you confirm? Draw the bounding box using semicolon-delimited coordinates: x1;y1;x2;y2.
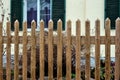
0;18;120;80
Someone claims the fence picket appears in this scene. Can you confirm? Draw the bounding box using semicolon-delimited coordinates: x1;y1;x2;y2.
0;22;3;80
66;20;71;80
22;21;27;80
48;20;53;80
115;18;120;80
75;20;81;80
0;19;120;80
31;20;36;80
85;20;90;80
14;20;19;80
6;21;11;80
40;20;45;80
105;18;111;80
95;19;100;80
57;19;63;80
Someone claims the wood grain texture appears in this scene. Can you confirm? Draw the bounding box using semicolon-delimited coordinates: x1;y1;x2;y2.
22;22;27;80
57;19;63;80
40;20;45;80
105;18;111;80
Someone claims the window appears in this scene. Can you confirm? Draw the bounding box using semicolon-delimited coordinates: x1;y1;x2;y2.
105;0;119;29
11;0;65;30
11;0;23;30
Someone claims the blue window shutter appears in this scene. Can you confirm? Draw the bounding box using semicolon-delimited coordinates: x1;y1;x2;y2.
11;0;23;30
52;0;65;30
105;0;119;29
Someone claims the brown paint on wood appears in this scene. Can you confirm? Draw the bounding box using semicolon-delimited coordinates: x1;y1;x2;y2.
115;18;120;80
57;19;63;80
22;21;27;80
40;20;45;80
85;20;90;80
48;20;53;80
105;18;111;80
75;19;81;80
14;20;19;80
6;21;11;80
0;21;3;80
66;20;71;80
31;20;36;80
95;19;100;80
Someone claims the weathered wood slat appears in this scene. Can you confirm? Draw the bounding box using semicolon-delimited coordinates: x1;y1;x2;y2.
115;18;120;80
22;22;27;80
105;18;111;80
40;20;45;80
31;20;36;80
14;20;19;80
57;19;63;80
6;22;11;80
75;20;81;80
85;20;90;80
48;20;53;80
95;19;100;80
0;22;3;80
66;20;71;80
2;36;116;44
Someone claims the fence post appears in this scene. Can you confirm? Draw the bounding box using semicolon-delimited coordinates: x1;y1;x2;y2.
40;20;45;80
95;19;100;80
75;19;81;80
0;21;3;80
14;20;19;80
31;20;36;80
66;20;71;80
115;18;120;80
48;20;53;80
105;18;111;80
6;21;11;80
22;21;27;80
57;19;62;80
85;20;90;80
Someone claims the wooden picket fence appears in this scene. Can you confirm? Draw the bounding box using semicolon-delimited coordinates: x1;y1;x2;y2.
0;18;120;80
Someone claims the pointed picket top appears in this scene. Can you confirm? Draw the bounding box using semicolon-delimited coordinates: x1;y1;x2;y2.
67;20;71;29
105;18;110;22
40;19;44;22
105;18;110;30
85;19;90;29
15;20;19;23
40;19;44;26
86;19;90;23
116;17;120;24
95;19;100;28
23;21;27;31
76;19;81;28
116;17;120;31
95;18;100;23
40;19;44;31
31;20;36;27
76;19;80;23
14;20;19;30
32;19;35;23
48;19;53;29
57;19;62;30
116;17;120;21
58;19;62;22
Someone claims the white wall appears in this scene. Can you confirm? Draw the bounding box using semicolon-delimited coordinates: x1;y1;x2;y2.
66;0;115;57
0;0;116;57
66;0;86;35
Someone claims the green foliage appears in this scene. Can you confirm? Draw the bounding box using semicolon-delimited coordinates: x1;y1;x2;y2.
90;59;115;80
